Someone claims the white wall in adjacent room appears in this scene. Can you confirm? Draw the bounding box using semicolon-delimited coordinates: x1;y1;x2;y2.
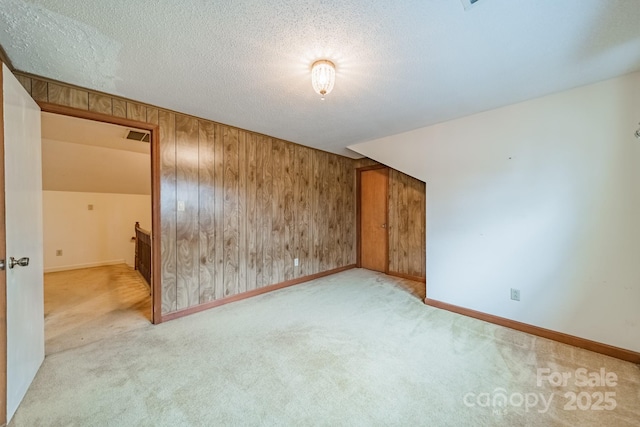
349;71;640;352
43;191;151;272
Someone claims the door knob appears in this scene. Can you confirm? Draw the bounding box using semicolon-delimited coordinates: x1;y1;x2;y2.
9;257;29;269
381;223;386;228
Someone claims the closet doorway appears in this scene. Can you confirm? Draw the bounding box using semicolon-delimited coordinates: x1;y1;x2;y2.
357;165;389;273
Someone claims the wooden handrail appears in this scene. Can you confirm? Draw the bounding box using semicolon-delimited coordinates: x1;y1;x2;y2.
134;221;151;239
134;222;152;286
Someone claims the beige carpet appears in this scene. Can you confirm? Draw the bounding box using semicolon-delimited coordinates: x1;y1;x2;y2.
44;264;151;355
11;269;640;426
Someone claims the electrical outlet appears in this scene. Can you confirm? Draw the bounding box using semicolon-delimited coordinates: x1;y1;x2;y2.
56;249;63;256
510;288;520;301
177;201;185;212
294;258;299;267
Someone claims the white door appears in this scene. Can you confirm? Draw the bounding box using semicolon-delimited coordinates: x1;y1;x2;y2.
2;64;44;422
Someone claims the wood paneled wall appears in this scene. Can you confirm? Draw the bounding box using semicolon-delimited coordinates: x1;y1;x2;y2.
388;169;426;279
355;159;426;280
17;73;356;316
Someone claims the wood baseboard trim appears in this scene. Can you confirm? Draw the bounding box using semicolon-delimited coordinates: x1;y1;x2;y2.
43;259;127;273
387;271;426;283
162;265;357;322
424;298;640;364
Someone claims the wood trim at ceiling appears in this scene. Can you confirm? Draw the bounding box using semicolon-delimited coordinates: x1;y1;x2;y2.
162;264;357;322
424;297;640;364
16;71;355;161
355;164;389;270
0;62;8;427
37;102;163;325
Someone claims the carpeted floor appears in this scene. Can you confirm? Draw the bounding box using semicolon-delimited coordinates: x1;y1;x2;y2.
11;269;640;426
44;264;151;355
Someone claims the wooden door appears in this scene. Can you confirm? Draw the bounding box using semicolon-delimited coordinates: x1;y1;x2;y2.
359;167;388;272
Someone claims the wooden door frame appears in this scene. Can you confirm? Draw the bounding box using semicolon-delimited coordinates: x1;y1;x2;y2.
36;102;162;325
356;164;389;273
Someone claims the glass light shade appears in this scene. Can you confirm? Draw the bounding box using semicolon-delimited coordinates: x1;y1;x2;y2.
311;60;335;100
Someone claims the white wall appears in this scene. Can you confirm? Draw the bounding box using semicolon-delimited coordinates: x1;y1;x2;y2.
43;191;151;272
349;71;640;353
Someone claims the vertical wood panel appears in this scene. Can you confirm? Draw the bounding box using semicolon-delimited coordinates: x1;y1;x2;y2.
354;158;378;169
47;83;67;106
344;157;356;264
408;177;426;277
308;152;317;273
335;156;348;268
31;79;48;102
48;83;88;109
326;154;335;271
237;131;248;293
399;173;410;275
313;151;327;272
388;169;398;272
245;134;258;290
146;107;159;125
328;154;339;270
159;111;177;313
127;102;147;122
70;88;89;110
213;124;225;299
294;146;311;278
387;169;426;279
271;140;285;284
282;141;295;281
175;115;200;310
337;156;347;269
112;99;127;118
259;136;273;287
198;121;216;303
88;93;113;115
223;126;239;297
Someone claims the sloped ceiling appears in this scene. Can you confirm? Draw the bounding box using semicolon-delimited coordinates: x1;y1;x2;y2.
2;1;640;157
41;112;151;195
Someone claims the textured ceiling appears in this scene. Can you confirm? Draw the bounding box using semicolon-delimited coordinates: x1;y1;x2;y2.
2;0;640;158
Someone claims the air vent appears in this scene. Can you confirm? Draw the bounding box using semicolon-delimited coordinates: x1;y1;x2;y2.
126;130;150;143
460;0;481;10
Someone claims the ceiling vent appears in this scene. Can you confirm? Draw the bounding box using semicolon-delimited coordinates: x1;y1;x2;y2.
460;0;481;10
126;130;150;143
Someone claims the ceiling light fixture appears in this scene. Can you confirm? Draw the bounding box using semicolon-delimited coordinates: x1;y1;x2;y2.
311;60;335;100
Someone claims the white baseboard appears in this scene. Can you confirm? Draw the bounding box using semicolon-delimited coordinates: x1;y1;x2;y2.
44;259;127;273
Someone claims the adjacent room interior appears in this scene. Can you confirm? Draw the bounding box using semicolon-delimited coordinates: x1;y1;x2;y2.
41;113;153;354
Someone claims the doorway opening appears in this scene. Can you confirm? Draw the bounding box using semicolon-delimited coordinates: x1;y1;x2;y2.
357;165;389;273
356;163;427;300
40;108;160;354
